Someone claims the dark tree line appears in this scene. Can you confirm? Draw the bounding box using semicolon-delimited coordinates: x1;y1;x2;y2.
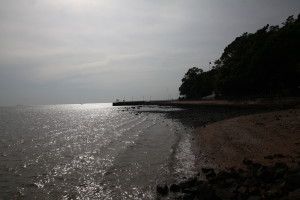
179;14;300;99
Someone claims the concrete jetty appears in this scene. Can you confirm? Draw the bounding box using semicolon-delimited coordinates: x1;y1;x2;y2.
112;101;172;106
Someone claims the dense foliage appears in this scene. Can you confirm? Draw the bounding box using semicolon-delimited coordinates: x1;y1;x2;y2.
179;14;300;99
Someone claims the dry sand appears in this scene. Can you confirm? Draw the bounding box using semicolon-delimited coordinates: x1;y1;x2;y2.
191;107;300;175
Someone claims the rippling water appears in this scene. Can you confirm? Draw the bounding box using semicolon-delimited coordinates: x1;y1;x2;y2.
0;103;194;199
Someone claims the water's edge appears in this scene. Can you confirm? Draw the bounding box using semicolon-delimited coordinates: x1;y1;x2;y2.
0;104;196;199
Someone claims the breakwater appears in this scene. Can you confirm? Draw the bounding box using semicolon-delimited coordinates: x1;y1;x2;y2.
112;101;172;106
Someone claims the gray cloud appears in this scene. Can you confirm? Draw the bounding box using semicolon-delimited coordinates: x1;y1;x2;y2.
0;0;299;106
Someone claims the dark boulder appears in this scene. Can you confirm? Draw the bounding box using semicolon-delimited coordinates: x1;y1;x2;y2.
243;158;253;165
176;193;195;200
247;195;262;200
156;184;168;195
201;168;216;179
274;154;285;158
263;189;282;199
205;170;217;179
286;173;300;189
264;155;274;160
194;183;220;200
201;168;214;174
274;168;287;179
214;186;235;200
275;162;288;170
170;184;180;192
257;169;274;183
238;186;248;194
289;188;300;200
182;186;200;195
251;162;262;170
179;177;198;190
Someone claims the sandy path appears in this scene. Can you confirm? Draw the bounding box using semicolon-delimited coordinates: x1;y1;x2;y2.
191;107;300;175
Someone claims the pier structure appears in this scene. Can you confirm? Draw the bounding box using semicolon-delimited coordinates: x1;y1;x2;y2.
112;100;172;106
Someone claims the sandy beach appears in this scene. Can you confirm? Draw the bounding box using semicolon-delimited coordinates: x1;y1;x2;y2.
156;104;300;199
191;107;300;174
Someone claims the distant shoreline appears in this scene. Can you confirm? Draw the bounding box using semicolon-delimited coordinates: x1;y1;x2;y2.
113;97;300;108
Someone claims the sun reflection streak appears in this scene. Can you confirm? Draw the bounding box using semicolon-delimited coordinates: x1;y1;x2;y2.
0;104;193;199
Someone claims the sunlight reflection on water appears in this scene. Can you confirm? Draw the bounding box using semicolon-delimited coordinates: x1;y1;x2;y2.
0;103;195;199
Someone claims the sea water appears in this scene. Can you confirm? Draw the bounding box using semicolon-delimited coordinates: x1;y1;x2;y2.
0;103;194;199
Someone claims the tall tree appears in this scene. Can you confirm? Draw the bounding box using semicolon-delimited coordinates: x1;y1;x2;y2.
179;14;300;99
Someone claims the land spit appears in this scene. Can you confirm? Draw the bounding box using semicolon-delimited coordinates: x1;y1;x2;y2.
113;97;300;108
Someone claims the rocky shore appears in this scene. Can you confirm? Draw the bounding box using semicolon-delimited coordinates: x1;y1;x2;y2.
156;105;300;200
156;158;300;200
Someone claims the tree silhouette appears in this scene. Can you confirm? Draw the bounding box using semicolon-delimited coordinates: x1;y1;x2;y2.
179;14;300;99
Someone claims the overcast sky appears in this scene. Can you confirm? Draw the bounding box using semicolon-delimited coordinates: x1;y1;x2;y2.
0;0;299;106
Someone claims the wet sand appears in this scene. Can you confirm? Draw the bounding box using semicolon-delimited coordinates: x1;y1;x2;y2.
191;107;300;174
